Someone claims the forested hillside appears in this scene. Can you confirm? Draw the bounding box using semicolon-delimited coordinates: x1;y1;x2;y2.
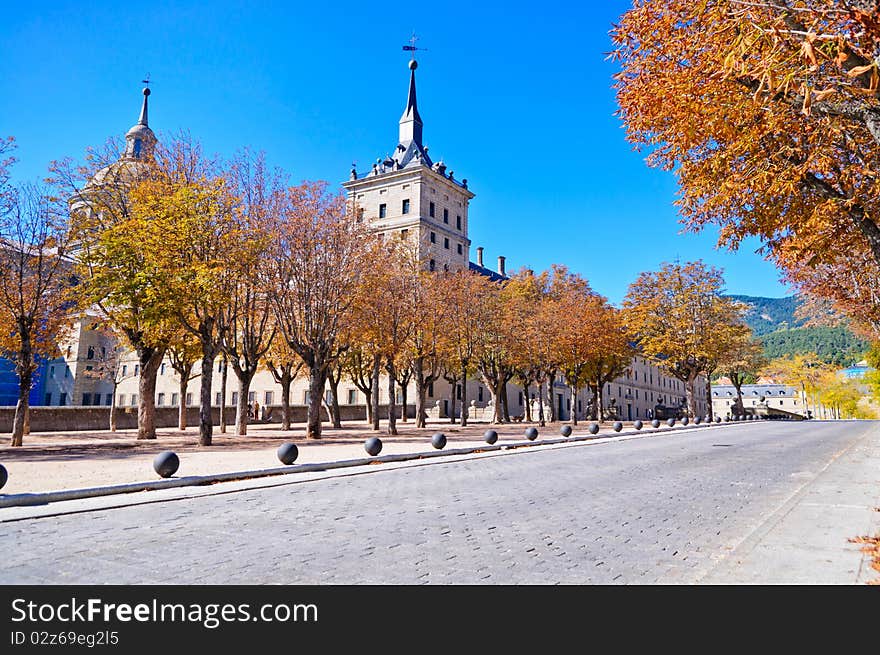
728;295;869;366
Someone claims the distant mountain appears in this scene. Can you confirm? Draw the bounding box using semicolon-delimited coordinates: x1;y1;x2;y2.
727;295;869;367
727;294;804;336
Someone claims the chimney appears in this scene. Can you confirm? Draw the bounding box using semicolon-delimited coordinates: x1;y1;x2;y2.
476;247;484;267
497;255;506;277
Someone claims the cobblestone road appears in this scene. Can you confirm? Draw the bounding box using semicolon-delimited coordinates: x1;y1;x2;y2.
1;421;875;584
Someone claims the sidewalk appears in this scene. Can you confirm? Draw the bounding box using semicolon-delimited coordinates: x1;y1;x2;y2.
699;421;880;584
0;419;647;495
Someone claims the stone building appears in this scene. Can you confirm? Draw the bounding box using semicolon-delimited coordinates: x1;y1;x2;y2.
40;61;708;422
711;383;806;419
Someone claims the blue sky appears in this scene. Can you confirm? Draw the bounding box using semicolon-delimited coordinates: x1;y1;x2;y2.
0;0;791;303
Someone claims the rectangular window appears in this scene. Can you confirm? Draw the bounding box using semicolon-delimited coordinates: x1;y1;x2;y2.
265;391;274;405
232;391;239;406
325;390;333;404
443;208;449;223
49;366;55;378
122;364;128;376
215;392;222;406
85;365;93;372
402;199;410;214
456;384;462;400
379;203;387;218
218;361;223;373
518;392;523;406
248;391;256;403
118;394;126;407
444;237;449;249
429;259;435;272
428;382;434;398
87;346;95;359
456;215;462;230
186;392;193;407
303;390;310;404
171;392;179;406
44;392;52;405
82;393;92;406
347;389;357;404
429;201;435;217
430;232;436;243
157;393;165;406
401;229;408;239
457;243;463;255
134;364;140;376
105;393;112;406
130;394;138;407
478;387;484;401
160;363;166;375
60;392;67;406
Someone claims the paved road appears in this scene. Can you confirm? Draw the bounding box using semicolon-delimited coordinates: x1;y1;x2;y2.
2;421;878;584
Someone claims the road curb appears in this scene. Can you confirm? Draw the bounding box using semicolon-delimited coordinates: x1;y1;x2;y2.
0;421;744;509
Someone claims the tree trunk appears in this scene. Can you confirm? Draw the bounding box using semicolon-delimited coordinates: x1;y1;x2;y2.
537;380;545;427
10;363;31;447
705;377;713;421
280;375;292;430
547;370;557;422
199;347;216;446
387;361;398;436
449;378;457;424
178;376;188;430
414;361;427;428
501;380;511;422
306;364;326;439
460;362;468;427
733;381;744;417
684;374;698;418
235;370;256;436
110;383;118;432
598;383;606;422
400;377;409;423
371;354;381;431
570;384;578;426
219;354;228;434
522;382;532;422
492;379;504;423
137;346;164;440
327;371;342;429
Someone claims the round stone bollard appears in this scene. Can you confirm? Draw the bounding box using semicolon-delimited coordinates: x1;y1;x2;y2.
525;427;539;441
484;429;498;445
153;451;180;479
666;418;676;427
364;437;383;456
682;417;690;426
560;425;572;437
0;463;7;491
589;423;600;435
694;416;702;425
277;442;299;465
634;420;643;430
715;416;722;424
651;419;661;428
431;432;447;449
613;421;623;432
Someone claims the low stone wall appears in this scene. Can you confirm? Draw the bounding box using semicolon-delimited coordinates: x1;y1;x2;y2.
0;404;413;433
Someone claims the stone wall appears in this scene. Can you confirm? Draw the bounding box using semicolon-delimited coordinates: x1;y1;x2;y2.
0;404;414;434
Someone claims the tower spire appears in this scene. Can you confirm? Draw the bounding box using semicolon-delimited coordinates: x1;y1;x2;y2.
399;59;423;146
138;86;150;126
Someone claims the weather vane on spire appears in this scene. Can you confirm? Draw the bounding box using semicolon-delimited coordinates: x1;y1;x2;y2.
141;73;151;87
402;31;427;57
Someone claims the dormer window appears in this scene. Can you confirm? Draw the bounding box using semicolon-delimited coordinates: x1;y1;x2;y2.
132;138;142;158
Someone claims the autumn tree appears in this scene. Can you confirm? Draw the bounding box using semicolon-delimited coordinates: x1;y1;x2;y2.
130;137;238;446
763;352;835;418
438;270;494;427
267;182;368;439
473;275;515;424
613;1;880;340
264;334;303;431
624;260;741;418
505;268;550;423
167;329;200;431
222;150;279;436
407;269;447;428
0;182;72;446
583;305;635;422
720;331;768;417
81;322;135;432
58;134;172;440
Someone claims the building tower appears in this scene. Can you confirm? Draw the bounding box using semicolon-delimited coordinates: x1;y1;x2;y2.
343;58;474;272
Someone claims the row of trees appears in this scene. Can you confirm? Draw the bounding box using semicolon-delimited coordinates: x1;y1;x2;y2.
1;129;766;446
